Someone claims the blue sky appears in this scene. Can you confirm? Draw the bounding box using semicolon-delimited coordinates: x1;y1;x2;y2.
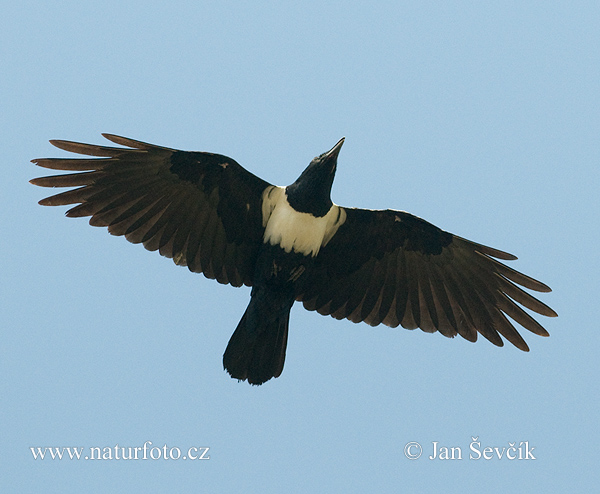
2;1;598;492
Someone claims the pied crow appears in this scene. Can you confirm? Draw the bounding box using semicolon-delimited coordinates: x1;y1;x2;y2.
31;134;557;385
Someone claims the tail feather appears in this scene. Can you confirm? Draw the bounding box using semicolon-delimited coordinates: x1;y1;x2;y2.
223;307;290;385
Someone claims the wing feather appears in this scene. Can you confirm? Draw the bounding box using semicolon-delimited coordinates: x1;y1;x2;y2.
31;134;270;287
297;207;556;350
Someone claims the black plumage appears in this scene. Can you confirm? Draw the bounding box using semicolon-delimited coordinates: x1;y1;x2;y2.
31;134;557;385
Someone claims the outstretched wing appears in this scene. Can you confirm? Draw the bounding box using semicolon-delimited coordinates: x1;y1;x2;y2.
31;134;271;287
297;208;556;350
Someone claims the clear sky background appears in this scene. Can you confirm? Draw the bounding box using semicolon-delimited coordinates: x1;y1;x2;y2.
2;1;598;492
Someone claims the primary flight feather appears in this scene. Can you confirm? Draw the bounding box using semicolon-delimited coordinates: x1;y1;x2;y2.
31;134;557;385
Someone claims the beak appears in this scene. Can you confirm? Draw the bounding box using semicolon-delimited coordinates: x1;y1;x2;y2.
324;137;345;161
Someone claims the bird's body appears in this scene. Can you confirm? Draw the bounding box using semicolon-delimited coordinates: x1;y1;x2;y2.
31;134;557;385
262;185;346;257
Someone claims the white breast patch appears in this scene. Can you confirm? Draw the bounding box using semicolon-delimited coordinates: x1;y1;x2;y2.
261;186;346;257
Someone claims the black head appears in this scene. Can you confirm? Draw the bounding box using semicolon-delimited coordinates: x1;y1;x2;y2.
285;138;345;217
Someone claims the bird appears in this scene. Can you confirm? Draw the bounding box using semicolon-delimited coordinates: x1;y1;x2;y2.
31;134;557;385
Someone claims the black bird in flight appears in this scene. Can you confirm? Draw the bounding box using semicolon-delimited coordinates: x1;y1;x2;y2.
31;134;557;385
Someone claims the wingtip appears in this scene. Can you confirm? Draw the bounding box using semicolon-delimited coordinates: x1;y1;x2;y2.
100;133;172;151
100;133;129;146
493;250;518;261
536;282;553;294
48;138;79;152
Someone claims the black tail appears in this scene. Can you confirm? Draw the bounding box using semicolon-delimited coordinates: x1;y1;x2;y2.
223;303;291;385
